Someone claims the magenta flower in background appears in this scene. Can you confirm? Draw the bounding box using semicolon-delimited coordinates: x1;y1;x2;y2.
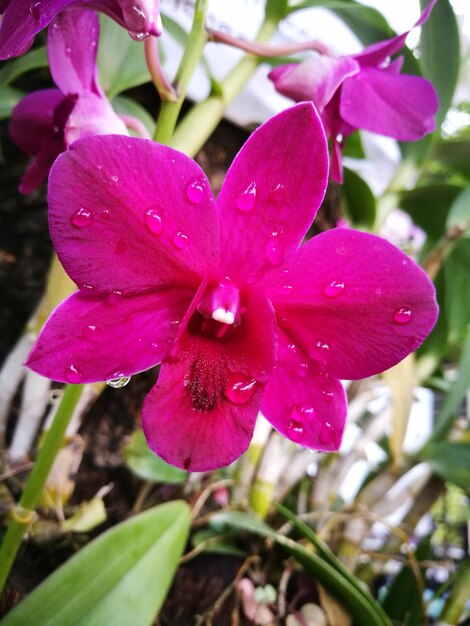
0;0;161;59
269;0;439;182
25;104;438;471
9;9;128;194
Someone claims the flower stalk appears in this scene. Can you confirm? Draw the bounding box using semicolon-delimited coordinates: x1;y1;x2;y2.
0;384;83;595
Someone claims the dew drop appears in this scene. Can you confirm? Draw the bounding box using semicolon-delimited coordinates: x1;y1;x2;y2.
297;362;309;377
132;4;146;24
29;1;42;20
71;207;93;228
100;209;110;220
287;419;304;443
65;45;72;57
288;406;315;443
265;233;283;266
106;376;131;388
310;340;330;365
82;325;101;342
64;364;82;384
50;22;58;36
107;290;122;304
225;375;257;405
128;30;148;40
270;183;286;203
186;177;206;204
319;420;334;446
150;341;159;353
110;174;119;183
81;284;94;292
278;284;293;297
144;209;163;235
323;280;345;298
172;231;188;249
393;306;412;324
236;181;257;212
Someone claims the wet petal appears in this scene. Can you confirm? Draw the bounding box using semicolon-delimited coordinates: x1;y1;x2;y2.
64;92;128;143
47;8;100;95
340;69;438;141
118;0;162;36
268;56;358;110
142;293;277;471
217;103;328;285
262;332;346;452
25;286;194;383
48;134;220;294
265;229;438;380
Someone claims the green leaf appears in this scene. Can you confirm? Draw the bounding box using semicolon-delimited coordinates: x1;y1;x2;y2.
446;184;470;237
419;0;460;126
210;511;391;626
329;2;393;46
112;96;156;137
122;431;187;483
97;15;150;99
1;501;190;626
0;86;24;120
424;442;470;491
433;139;470;180
0;47;48;85
341;168;376;227
444;241;470;342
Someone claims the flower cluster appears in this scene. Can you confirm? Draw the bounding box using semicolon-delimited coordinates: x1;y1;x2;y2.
25;104;438;471
269;1;438;181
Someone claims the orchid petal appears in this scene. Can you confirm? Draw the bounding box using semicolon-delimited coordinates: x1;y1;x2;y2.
340;69;438;141
143;293;277;471
268;56;358;110
47;8;100;96
217;103;328;285
263;229;438;380
262;332;346;451
25;286;194;383
354;0;437;67
64;93;128;144
48;135;220;294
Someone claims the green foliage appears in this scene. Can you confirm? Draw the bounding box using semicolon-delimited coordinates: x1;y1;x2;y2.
424;443;470;492
444;242;470;342
0;86;23;120
97;15;150;98
0;47;48;85
123;430;187;483
342;168;376;227
112;95;156;137
0;501;190;626
419;0;460;126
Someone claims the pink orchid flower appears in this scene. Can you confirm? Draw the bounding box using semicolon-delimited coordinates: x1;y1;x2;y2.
9;9;128;194
25;104;438;471
0;0;161;59
268;0;438;183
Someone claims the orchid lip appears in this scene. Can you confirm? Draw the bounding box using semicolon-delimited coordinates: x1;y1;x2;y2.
197;280;241;328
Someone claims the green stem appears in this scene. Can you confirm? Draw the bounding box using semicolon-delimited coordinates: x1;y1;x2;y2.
170;15;279;156
153;0;208;144
0;384;83;594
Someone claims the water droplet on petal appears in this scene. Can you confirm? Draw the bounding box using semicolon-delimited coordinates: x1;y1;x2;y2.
278;284;293;296
106;376;131;388
107;290;122;304
323;280;345;298
71;208;93;228
30;2;42;20
236;181;257;212
65;45;72;57
82;325;102;342
287;419;304;443
81;284;94;292
225;374;257;404
288;406;315;443
265;233;284;266
150;341;159;353
101;209;110;220
297;362;309;377
310;340;330;365
110;174;119;183
270;183;286;203
319;420;334;446
172;231;188;249
186;176;206;204
50;22;58;36
128;30;148;40
64;364;82;384
144;209;163;235
393;307;412;324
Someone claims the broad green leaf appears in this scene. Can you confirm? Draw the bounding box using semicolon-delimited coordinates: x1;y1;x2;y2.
0;86;24;119
433;139;470;180
122;430;187;483
330;2;392;45
97;15;150;98
416;271;448;381
0;47;48;85
440;560;470;624
1;501;190;626
424;442;470;491
210;511;391;626
112;95;156;137
426;329;470;443
419;0;460;126
444;241;470;342
341;168;376;227
446;184;470;237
